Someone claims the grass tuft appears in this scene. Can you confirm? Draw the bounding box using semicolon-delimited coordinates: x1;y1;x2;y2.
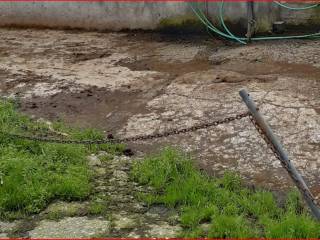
131;147;320;238
0;100;121;219
88;201;108;216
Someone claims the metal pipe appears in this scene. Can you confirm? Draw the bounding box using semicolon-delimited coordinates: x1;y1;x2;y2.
239;89;320;220
246;1;255;42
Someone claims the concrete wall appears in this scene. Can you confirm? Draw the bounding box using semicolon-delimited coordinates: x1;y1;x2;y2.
0;2;318;32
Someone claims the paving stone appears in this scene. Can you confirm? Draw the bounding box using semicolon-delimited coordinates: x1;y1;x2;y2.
28;217;110;238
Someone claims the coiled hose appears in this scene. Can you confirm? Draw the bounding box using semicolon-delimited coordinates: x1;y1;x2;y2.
190;1;320;44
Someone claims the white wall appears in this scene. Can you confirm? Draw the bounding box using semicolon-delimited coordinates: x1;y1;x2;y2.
0;2;317;31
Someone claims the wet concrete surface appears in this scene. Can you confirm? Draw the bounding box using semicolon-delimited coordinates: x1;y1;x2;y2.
0;28;319;198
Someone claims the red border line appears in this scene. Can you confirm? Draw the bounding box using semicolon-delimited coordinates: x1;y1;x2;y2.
1;238;320;240
0;0;319;2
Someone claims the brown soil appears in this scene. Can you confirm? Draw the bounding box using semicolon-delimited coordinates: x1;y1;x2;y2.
0;28;319;197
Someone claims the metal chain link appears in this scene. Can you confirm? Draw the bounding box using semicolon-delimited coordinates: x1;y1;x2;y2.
0;111;250;145
248;114;319;206
2;106;318;207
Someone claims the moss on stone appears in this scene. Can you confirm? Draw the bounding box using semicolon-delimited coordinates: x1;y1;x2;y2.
45;202;87;220
255;17;272;34
88;201;108;216
309;7;320;24
157;15;205;33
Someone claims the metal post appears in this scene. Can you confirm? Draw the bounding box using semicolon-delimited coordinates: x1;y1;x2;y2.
239;89;320;220
246;1;255;42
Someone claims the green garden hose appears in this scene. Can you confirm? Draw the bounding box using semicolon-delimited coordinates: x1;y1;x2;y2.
190;1;320;44
190;2;248;44
273;1;319;11
220;1;320;42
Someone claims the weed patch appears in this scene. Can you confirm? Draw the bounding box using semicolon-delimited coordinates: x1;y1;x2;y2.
131;148;320;238
0;100;122;219
88;201;108;216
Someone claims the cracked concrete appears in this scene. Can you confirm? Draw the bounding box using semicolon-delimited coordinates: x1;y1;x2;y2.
0;28;319;201
28;217;111;238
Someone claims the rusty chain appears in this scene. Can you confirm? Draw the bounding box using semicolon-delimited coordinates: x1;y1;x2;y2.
0;111;250;145
1;105;318;208
248;114;319;206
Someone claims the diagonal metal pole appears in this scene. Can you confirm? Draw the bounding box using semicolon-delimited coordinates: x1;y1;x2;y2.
239;89;320;220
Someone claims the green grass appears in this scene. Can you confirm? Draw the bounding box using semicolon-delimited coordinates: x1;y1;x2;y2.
88;201;108;216
0;100;123;219
131;148;320;238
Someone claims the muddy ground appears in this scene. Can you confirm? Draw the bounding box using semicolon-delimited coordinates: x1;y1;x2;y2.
0;28;319;199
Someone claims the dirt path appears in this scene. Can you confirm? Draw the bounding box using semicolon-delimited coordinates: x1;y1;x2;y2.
0;28;319;200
